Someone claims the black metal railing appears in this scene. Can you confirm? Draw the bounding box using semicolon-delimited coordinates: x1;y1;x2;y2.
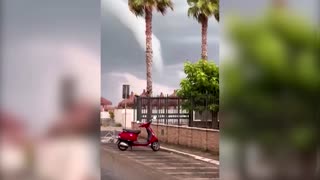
134;96;219;129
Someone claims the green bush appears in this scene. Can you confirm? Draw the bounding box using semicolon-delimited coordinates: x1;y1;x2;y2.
177;59;219;112
109;111;115;120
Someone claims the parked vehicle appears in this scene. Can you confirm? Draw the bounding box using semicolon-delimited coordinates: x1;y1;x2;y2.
116;117;160;151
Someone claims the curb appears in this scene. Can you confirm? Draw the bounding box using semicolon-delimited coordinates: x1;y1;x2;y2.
160;146;220;166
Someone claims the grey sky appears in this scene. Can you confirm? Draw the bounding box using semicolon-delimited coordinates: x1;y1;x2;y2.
101;0;220;105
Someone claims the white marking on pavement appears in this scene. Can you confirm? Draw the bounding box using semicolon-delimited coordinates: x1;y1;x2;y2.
143;162;166;166
156;166;218;170
166;172;218;175
138;159;176;162
161;146;220;165
132;155;172;159
165;162;203;165
142;162;203;166
182;178;219;180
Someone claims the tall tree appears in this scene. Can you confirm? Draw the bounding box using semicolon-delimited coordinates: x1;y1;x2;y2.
187;0;219;60
177;59;219;129
128;0;173;97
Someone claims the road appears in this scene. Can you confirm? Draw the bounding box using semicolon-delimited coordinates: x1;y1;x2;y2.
101;142;219;180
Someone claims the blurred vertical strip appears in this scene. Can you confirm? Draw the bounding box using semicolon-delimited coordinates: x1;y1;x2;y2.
221;0;320;180
0;0;100;180
60;76;75;112
0;0;3;106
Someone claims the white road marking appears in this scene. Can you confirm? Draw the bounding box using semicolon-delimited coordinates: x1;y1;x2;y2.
166;172;218;175
161;146;220;165
143;162;166;166
182;178;219;180
156;166;218;170
132;155;177;158
138;159;177;162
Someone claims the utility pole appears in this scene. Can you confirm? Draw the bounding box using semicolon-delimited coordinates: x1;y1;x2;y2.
122;84;130;128
125;100;127;129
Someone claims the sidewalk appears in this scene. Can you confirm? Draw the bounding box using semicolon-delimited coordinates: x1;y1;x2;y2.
159;141;219;162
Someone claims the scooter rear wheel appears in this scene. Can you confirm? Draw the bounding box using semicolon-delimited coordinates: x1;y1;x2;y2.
151;141;160;151
117;141;129;151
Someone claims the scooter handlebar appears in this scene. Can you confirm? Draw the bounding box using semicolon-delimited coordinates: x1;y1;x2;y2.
137;121;152;127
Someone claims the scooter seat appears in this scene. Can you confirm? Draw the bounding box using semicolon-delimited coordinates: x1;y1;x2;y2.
123;129;141;134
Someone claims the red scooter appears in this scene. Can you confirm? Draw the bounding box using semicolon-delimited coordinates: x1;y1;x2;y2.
117;118;160;151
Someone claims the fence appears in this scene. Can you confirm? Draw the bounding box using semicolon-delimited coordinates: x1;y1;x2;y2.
134;96;219;129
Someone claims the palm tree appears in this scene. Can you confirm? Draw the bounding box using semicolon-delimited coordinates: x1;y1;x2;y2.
187;0;219;60
128;0;173;97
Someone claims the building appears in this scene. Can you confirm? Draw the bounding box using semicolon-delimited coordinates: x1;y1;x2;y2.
116;89;180;109
100;97;112;112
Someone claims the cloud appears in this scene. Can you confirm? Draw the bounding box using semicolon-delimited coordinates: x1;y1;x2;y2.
174;1;189;15
178;71;186;79
169;35;220;44
164;63;186;79
102;0;164;72
102;72;176;105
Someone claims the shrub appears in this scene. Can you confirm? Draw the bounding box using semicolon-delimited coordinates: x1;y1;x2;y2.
109;111;115;120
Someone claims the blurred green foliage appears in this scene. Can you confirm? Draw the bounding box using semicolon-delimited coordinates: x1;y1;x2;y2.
222;9;320;152
177;59;219;112
109;111;115;120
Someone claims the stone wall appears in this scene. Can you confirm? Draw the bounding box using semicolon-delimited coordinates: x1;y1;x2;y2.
132;122;219;154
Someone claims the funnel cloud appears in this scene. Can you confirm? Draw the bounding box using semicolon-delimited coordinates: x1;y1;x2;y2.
102;0;164;72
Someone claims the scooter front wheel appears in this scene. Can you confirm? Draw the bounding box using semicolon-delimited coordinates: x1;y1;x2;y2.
117;141;129;151
151;141;160;151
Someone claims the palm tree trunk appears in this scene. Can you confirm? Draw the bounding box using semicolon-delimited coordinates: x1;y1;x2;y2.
145;7;153;96
201;17;208;60
145;7;153;121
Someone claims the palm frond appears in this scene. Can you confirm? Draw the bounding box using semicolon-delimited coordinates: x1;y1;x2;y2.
214;9;219;21
187;0;198;6
187;0;219;23
128;0;173;16
145;0;157;9
188;6;200;22
128;0;145;16
156;0;174;15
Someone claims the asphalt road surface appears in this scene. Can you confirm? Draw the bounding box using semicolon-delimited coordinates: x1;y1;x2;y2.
101;142;219;180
